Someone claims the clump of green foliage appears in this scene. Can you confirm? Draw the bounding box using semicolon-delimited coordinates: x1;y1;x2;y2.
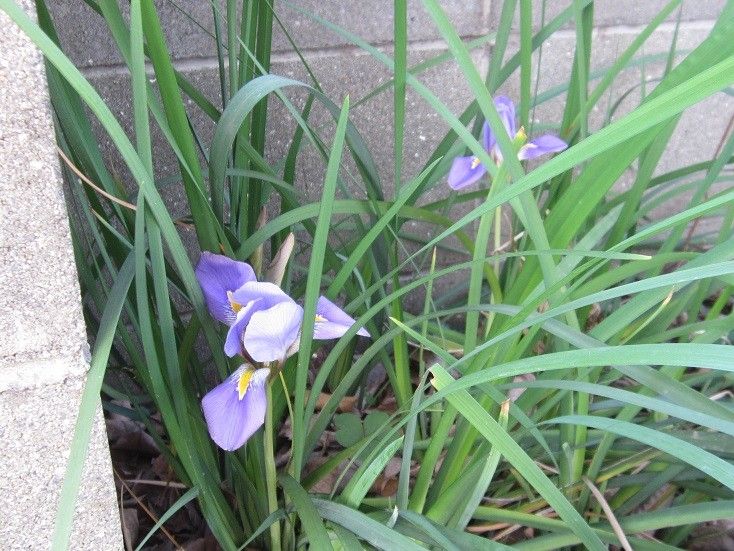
3;0;734;548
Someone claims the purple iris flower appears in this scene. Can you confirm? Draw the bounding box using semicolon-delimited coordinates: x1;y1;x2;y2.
195;253;370;363
201;364;270;451
447;96;568;190
195;254;371;451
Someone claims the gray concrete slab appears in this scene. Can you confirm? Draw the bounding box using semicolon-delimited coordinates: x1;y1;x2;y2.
489;0;726;31
0;376;121;551
0;0;88;366
46;0;489;68
1;2;123;549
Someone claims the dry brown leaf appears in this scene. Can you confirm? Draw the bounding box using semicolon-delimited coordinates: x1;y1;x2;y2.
107;415;159;455
120;508;139;550
312;392;358;413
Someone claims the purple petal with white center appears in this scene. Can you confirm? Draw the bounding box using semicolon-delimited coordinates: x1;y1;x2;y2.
494;96;517;138
517;134;568;161
482;121;495;152
447;155;487;190
243;301;304;362
313;296;370;339
195;252;256;324
201;366;269;451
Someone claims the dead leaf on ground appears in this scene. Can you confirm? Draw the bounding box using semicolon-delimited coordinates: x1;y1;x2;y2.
107;415;160;455
121;508;139;550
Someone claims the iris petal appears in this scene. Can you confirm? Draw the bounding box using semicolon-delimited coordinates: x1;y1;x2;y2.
482;121;495;152
518;134;568;161
494;96;517;138
447;155;487;190
313;296;370;339
201;366;269;451
223;301;259;357
243;301;304;362
195;252;256;324
224;282;300;358
230;281;292;310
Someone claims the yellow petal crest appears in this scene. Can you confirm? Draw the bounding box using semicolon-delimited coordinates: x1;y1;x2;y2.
237;369;254;400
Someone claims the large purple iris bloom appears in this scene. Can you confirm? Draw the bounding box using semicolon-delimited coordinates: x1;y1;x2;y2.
201;365;270;451
447;96;568;190
196;253;369;362
195;253;371;450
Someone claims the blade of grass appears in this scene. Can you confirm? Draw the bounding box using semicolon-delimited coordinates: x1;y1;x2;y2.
312;499;426;551
430;364;605;550
51;254;135;549
291;97;350;479
278;474;332;550
135;487;200;551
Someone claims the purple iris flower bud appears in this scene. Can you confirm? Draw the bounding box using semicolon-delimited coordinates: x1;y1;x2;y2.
447;96;568;190
195;252;256;324
201;365;270;451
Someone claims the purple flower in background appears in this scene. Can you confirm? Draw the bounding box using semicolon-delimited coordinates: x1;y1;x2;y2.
201;365;270;451
447;96;568;190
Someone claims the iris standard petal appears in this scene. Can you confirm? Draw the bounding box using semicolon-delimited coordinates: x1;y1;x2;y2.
518;134;568;160
225;282;300;358
223;301;259;357
195;252;256;324
230;280;292;311
243;301;304;362
201;366;270;451
313;296;370;339
494;96;517;137
482;120;495;152
447;155;487;190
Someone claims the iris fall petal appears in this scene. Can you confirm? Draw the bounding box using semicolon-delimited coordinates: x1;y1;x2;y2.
313;296;370;339
201;366;269;451
447;155;487;190
518;134;568;160
195;252;256;324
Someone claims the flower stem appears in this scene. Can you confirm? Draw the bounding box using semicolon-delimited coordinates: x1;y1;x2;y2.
264;384;282;551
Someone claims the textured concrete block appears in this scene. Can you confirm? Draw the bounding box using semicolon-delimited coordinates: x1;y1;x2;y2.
0;376;121;551
0;0;87;366
1;2;123;549
591;0;726;26
271;0;489;53
489;0;726;31
47;0;489;68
